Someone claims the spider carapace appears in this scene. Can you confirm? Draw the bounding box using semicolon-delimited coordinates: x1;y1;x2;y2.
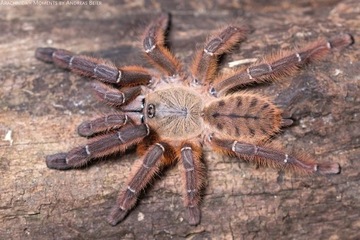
35;13;353;226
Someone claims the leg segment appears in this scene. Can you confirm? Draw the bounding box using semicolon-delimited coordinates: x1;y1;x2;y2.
179;142;204;225
92;82;141;106
107;142;166;225
77;113;129;137
211;34;354;96
46;124;149;170
210;136;340;175
190;25;247;85
35;47;152;86
142;14;182;76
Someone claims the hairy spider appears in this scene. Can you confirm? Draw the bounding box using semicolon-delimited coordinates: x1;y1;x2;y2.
35;14;353;226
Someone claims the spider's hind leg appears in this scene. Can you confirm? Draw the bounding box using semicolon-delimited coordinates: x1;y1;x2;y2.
210;136;340;175
211;33;354;96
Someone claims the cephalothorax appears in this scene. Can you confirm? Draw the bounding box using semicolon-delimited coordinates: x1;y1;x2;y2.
36;14;353;226
145;87;204;140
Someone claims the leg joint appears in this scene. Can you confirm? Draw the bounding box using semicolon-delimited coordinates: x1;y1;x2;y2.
127;185;136;193
155;142;165;152
116;70;122;83
231;141;238;152
181;146;192;152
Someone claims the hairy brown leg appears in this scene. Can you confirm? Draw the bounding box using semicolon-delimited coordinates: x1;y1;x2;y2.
190;25;247;85
179;142;204;225
142;14;182;76
35;47;152;86
107;142;167;225
211;34;354;96
210;136;340;175
91;82;141;106
77;114;130;137
46;124;149;170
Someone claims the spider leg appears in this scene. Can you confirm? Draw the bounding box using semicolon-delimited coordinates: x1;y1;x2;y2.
46;124;149;170
35;47;152;86
76;82;144;136
91;82;141;106
142;13;182;76
179;142;204;225
211;34;354;96
107;142;166;225
210;136;340;175
190;25;247;85
77;113;130;137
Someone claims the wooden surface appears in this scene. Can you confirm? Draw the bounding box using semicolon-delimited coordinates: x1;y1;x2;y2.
0;0;359;239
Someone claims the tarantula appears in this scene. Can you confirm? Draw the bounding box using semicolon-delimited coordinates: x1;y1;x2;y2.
35;14;353;226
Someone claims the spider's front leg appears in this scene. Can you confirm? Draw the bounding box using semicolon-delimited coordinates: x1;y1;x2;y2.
211;33;354;96
107;142;170;225
210;136;340;175
36;46;150;136
75;81;145;137
35;47;152;86
77;113;129;137
46;124;149;170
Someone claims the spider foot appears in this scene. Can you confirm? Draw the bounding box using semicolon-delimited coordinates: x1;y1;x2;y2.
316;162;340;175
107;205;129;226
45;152;72;170
186;206;201;226
35;47;57;63
281;111;294;127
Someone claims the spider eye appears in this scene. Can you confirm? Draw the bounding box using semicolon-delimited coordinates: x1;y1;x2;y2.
208;133;214;142
147;104;156;118
141;98;145;109
140;115;144;123
209;87;217;97
192;78;204;87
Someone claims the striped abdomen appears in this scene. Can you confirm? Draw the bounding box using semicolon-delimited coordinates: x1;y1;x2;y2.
204;93;282;141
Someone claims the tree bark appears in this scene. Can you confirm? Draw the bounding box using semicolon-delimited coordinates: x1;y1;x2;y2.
0;0;359;239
